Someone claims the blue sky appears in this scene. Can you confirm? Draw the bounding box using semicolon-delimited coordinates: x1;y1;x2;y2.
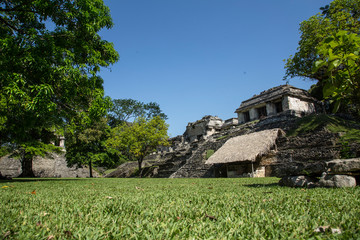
99;0;331;137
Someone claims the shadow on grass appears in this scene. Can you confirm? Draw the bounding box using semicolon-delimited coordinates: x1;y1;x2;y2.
0;178;91;183
243;183;279;188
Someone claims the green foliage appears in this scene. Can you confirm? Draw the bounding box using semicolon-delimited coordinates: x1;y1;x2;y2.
1;178;360;239
288;114;360;144
65;99;114;175
19;142;62;158
285;0;360;81
313;31;360;114
108;99;168;127
0;0;118;176
0;146;11;158
285;0;360;115
339;141;355;159
106;116;169;172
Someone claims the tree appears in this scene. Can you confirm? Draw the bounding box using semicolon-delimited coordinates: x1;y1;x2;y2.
284;0;360;81
65;92;113;178
108;99;168;127
312;31;360;114
0;0;119;176
106;116;169;175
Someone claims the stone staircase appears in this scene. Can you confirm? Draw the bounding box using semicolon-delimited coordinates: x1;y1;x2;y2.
169;140;214;178
154;146;192;178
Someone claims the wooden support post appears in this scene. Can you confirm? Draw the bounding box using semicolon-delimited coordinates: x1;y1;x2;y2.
251;162;254;178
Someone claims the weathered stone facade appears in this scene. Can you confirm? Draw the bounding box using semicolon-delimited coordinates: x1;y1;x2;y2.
183;115;224;142
235;85;318;124
222;118;239;130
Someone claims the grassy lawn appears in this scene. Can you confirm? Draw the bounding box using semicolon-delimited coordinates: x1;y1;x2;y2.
1;178;359;239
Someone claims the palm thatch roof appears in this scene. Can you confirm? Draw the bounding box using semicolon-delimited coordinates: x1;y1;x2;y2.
205;129;284;164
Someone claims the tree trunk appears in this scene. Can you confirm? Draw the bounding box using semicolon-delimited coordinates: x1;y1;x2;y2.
19;152;35;177
89;160;93;178
138;159;143;178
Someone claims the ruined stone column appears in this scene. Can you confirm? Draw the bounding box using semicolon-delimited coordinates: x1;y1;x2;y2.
249;108;259;121
266;102;277;116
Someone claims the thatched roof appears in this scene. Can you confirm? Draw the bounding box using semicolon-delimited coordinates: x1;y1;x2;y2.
205;129;284;164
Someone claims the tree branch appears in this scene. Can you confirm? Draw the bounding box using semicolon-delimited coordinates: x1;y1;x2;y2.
0;8;36;13
0;2;37;14
0;16;20;32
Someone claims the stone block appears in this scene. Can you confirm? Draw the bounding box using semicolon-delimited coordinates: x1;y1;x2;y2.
279;175;318;188
326;158;360;175
319;174;356;188
273;161;327;178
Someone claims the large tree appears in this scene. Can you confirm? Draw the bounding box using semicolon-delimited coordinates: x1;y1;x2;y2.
312;31;360;114
64;92;114;178
284;0;360;82
106;116;169;176
0;0;119;176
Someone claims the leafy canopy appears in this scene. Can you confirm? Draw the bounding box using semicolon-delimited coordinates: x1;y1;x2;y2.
106;116;169;173
0;0;119;176
313;31;360;113
284;0;360;81
284;0;360;115
108;99;168;127
65;93;114;177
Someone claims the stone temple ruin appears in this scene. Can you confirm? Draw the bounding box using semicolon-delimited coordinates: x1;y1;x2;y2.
236;84;317;124
140;84;321;178
132;84;359;188
181;84;318;146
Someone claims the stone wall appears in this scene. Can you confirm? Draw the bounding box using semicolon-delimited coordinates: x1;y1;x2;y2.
0;152;98;178
285;96;316;115
151;120;256;178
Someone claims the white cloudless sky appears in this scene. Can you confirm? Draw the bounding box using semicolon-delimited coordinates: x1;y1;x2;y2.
99;0;332;137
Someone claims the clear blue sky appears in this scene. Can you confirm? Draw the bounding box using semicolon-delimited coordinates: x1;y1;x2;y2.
99;0;331;137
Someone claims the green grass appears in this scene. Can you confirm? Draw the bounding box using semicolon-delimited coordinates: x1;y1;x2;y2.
288;114;360;143
1;178;359;239
103;168;117;175
216;135;229;141
205;149;215;160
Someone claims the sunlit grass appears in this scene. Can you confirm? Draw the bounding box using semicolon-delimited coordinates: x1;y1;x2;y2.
1;178;359;239
288;114;360;143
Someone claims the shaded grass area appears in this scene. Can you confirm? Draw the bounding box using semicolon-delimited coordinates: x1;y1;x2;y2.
1;178;359;239
103;168;117;175
288;114;360;143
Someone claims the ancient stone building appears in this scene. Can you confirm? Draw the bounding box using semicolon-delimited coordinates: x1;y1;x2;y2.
235;85;317;124
183;115;224;142
222;118;239;130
